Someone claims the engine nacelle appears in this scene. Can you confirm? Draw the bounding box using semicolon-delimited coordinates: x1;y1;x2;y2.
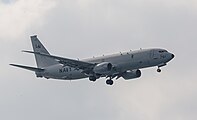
93;62;112;75
122;70;141;80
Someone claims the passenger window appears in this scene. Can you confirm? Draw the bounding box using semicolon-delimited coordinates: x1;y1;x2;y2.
159;50;168;53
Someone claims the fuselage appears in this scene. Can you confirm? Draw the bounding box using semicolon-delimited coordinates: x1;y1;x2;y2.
42;48;174;80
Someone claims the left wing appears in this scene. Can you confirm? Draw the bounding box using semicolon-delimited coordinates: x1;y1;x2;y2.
23;50;95;73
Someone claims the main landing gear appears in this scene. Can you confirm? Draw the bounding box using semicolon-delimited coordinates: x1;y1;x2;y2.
89;76;96;82
106;79;113;85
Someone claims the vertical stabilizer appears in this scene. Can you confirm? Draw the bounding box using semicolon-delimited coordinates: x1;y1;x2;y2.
31;35;58;68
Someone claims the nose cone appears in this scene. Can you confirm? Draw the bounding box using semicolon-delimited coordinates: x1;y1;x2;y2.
171;54;175;59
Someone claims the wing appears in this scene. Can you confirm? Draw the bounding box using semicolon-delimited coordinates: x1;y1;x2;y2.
22;50;95;73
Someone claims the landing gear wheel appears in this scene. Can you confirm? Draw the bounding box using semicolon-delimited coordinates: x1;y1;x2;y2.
106;79;113;85
89;76;96;82
157;68;161;72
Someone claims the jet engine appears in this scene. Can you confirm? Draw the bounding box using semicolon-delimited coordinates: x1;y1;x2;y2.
122;70;141;80
93;62;113;75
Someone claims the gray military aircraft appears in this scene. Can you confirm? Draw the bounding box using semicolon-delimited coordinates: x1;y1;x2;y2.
10;35;174;85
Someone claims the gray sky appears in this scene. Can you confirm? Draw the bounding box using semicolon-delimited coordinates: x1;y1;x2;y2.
1;0;197;120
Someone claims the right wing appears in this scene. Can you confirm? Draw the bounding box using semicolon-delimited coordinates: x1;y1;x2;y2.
22;50;96;73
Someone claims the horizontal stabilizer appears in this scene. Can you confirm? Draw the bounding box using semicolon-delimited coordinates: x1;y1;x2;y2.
10;64;44;72
22;50;42;54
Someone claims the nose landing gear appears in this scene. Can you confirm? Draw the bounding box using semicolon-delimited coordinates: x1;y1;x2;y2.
157;68;161;72
157;63;166;73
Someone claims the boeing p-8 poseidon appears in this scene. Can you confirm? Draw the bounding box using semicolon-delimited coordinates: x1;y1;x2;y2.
10;35;174;85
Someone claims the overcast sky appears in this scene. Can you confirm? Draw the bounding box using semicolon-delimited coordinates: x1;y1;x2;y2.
0;0;197;120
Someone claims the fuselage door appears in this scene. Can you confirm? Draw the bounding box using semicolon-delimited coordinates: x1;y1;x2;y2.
150;50;159;60
150;50;154;59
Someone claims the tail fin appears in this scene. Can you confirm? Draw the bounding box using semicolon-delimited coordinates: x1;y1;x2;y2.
31;35;58;68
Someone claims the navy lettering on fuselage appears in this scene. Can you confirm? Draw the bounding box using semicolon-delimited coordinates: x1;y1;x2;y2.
59;67;70;73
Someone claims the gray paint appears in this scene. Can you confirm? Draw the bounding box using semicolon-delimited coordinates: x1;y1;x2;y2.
0;0;197;120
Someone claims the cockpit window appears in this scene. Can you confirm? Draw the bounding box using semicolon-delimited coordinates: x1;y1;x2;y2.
158;50;167;53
